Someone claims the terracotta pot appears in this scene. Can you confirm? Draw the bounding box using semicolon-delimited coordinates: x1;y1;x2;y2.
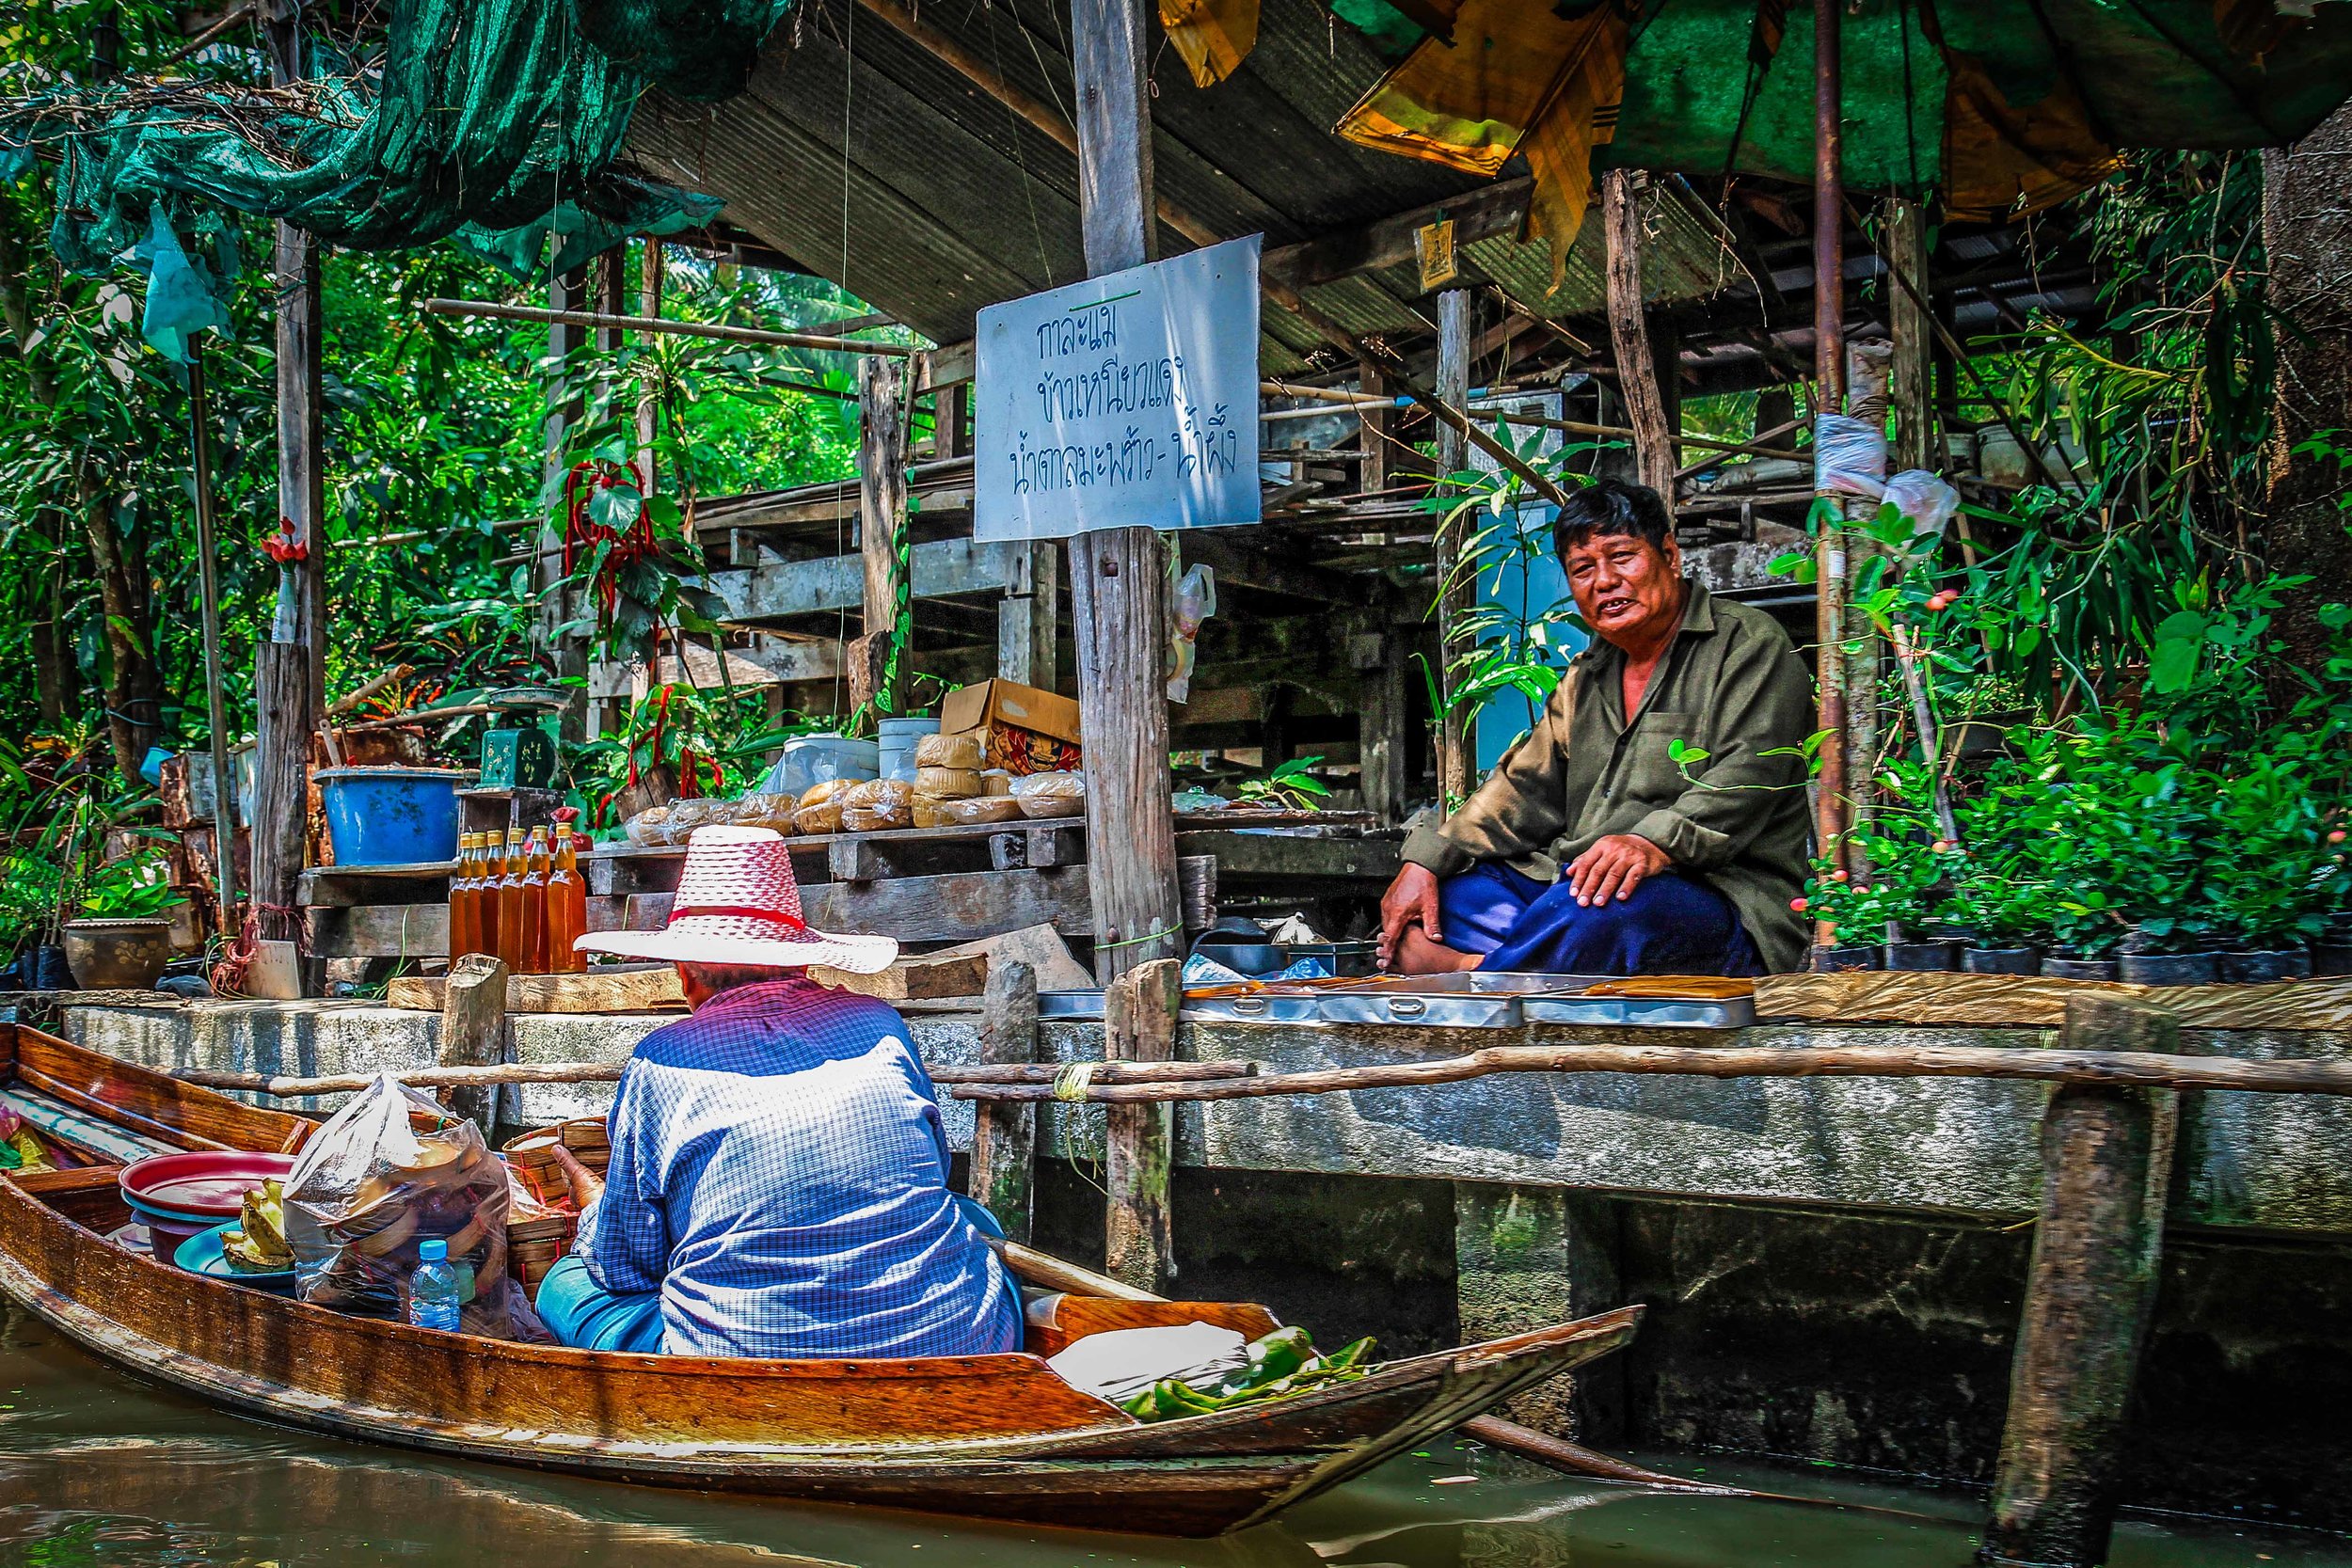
61;918;175;990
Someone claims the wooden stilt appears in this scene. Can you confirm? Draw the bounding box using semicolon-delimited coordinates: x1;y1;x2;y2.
1980;996;2179;1568
970;958;1040;1243
855;354;910;714
998;543;1059;689
1602;169;1676;502
1434;286;1474;815
1810;0;1851;912
1354;608;1409;825
538;266;589;747
1104;956;1180;1292
435;954;510;1136
184;353;238;937
1888;198;1934;472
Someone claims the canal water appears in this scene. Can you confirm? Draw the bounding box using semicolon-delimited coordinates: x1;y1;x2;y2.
0;1303;2342;1568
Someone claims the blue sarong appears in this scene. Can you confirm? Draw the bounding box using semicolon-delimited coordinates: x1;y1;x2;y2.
1436;863;1765;976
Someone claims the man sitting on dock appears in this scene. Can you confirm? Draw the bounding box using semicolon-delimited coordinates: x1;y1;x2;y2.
533;827;1022;1359
1378;478;1813;978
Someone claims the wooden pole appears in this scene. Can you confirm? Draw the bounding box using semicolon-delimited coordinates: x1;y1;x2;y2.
1981;997;2179;1568
422;298;917;357
1104;956;1180;1292
970;958;1040;1243
1888;198;1933;472
539;265;589;747
634;239;665;494
184;351;237;935
852;355;909;714
265;7;326;717
1810;0;1851;930
1068;0;1183;984
436;953;510;1135
1434;286;1474;816
1602;169;1676;501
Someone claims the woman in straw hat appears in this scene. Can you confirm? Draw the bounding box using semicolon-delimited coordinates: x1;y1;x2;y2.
532;827;1021;1358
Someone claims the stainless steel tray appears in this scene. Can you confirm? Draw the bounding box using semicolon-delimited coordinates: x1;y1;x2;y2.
1039;975;1750;1029
1199;990;1523;1028
1521;992;1755;1029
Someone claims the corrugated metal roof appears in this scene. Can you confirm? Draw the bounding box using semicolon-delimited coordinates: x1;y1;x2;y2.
624;0;1736;351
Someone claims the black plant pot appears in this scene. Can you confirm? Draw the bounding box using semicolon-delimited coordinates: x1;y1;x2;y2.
2324;911;2352;946
2041;955;2120;982
21;943;72;991
1963;946;2041;975
2217;948;2314;984
1883;940;1961;973
1812;943;1883;974
2117;952;2219;986
2313;944;2352;978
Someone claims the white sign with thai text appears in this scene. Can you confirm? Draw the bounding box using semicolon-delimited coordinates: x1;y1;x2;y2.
974;235;1262;540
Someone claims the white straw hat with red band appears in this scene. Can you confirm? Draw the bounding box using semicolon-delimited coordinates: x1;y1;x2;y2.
574;826;898;974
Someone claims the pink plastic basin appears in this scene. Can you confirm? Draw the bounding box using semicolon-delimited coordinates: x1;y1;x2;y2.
119;1152;295;1273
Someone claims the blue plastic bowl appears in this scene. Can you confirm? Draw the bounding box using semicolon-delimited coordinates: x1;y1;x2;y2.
314;767;467;866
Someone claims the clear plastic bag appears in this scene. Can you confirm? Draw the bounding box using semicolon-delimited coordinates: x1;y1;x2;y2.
839;777;914;832
624;806;675;847
1166;562;1217;704
281;1073;548;1341
1009;769;1087;819
914;731;982;770
1882;469;1960;538
1813;412;1889;499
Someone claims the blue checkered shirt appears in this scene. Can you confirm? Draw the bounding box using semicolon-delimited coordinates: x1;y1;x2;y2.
573;978;1021;1359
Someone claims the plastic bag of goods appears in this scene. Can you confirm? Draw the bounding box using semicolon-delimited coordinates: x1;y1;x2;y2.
731;790;798;831
624;805;675;847
914;731;982;771
1010;770;1087;819
914;765;981;799
794;779;852;835
913;794;1025;829
666;798;722;833
1166;562;1217;704
281;1073;548;1341
838;777;914;832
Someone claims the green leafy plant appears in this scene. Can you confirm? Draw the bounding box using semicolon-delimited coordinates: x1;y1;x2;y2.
1235;755;1332;812
76;846;183;920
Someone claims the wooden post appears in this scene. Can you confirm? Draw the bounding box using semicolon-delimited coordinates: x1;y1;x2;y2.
1840;340;1893;874
998;542;1059;689
184;352;237;936
1357;358;1391;495
1888;198;1933;472
634;239;665;494
1069;0;1183;983
1434;285;1474;815
1353;610;1408;825
1104;956;1179;1292
436;953;511;1136
250;641;308;951
538;266;590;748
1602;169;1676;501
264;5;326;714
971;958;1040;1243
1810;0;1851;911
1981;997;2179;1568
854;354;909;715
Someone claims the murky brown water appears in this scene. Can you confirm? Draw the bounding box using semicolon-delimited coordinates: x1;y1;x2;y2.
0;1302;2340;1568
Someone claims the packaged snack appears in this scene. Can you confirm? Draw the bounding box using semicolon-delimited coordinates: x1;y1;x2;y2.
624;805;674;847
794;778;852;835
914;731;984;770
839;778;914;832
937;794;1024;826
981;769;1013;797
914;765;982;799
1009;769;1087;819
731;790;798;831
666;798;719;832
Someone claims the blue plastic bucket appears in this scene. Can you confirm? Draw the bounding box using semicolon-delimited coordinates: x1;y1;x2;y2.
314;767;467;866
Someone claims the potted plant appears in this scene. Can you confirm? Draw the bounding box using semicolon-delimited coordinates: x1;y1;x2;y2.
61;848;184;991
1797;860;1880;972
2200;757;2326;982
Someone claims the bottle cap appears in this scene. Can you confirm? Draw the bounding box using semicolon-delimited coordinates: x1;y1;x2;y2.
419;1238;448;1262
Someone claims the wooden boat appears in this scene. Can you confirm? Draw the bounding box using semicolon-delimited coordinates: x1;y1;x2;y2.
0;1022;1639;1536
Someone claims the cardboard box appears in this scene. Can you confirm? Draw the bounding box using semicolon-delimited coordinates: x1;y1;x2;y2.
938;679;1083;776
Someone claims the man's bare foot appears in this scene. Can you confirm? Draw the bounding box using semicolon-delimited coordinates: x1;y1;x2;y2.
1391;927;1483;974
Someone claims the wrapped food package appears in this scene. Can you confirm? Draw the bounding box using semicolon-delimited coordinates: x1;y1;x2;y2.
917;794;1025;828
838;777;914;832
666;798;720;833
282;1073;548;1342
794;778;851;836
624;805;675;847
981;769;1013;797
731;790;798;831
1010;769;1087;819
914;730;983;771
914;765;982;799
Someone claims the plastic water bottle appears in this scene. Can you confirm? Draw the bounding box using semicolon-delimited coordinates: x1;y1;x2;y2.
406;1238;461;1332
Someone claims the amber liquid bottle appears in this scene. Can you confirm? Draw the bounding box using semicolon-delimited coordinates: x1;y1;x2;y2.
495;828;529;972
519;826;550;974
546;828;587;974
450;832;479;958
478;832;506;964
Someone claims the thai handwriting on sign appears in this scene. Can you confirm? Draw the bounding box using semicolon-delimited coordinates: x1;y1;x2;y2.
1008;293;1235;497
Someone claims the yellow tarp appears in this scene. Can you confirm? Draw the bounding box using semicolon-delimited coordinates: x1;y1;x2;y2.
1161;0;1260;88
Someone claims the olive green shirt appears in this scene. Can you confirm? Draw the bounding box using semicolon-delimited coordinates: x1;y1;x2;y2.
1400;578;1814;974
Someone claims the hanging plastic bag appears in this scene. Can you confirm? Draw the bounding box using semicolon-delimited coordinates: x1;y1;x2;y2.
1882;469;1961;539
1813;412;1889;500
1167;562;1218;704
282;1073;548;1342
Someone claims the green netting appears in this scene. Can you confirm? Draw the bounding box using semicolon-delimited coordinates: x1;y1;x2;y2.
3;0;795;356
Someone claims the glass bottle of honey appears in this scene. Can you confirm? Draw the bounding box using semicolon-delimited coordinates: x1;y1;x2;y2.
478;831;506;963
495;828;529;972
546;816;587;974
450;832;480;958
519;825;551;974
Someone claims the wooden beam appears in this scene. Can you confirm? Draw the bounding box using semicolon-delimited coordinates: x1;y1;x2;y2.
708;538;1025;623
1104;957;1180;1292
539;265;589;747
1435;287;1474;815
264;7;326;715
971;959;1040;1245
1353;617;1410;827
1982;997;2178;1568
1174;531;1359;606
998;542;1059;689
421;298;918;357
1888;197;1933;471
1603;170;1676;500
1263;180;1532;293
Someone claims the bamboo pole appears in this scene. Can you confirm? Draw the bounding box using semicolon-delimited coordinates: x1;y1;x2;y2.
165;1058;1257;1099
421;299;917;357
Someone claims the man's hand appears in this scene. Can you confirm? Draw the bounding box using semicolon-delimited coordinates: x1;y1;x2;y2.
1565;833;1670;907
1377;863;1444;971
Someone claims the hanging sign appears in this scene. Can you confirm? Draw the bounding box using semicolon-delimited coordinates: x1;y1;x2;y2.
974;234;1263;541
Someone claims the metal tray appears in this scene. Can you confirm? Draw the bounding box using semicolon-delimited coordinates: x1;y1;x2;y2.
1521;992;1755;1029
1200;990;1522;1028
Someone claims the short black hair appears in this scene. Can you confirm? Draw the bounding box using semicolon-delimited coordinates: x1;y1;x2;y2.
1553;477;1673;557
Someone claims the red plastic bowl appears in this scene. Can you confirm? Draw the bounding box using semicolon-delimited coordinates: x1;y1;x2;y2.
119;1151;295;1222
